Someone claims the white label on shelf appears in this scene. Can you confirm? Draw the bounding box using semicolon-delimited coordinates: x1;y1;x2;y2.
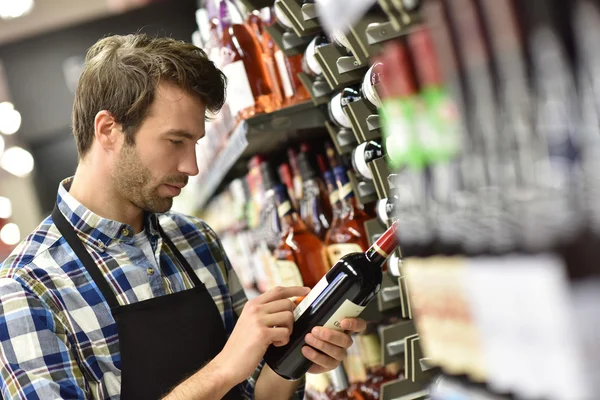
362;64;382;108
222;60;255;117
275;50;295;99
323;299;366;331
329;92;352;128
274;259;304;288
294;275;329;321
353;142;373;180
305;38;323;76
327;243;362;266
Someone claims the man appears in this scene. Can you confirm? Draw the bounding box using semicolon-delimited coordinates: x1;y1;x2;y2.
0;34;366;399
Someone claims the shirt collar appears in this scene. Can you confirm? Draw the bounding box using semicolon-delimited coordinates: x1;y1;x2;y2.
56;177;161;246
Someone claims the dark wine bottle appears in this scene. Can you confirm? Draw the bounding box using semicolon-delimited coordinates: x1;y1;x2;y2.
328;85;363;129
352;140;384;180
303;33;330;77
264;221;400;380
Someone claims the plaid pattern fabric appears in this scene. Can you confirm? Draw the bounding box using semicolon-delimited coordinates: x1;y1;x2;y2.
0;178;305;399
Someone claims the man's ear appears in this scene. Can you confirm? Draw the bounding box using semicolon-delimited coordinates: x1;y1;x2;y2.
94;110;122;152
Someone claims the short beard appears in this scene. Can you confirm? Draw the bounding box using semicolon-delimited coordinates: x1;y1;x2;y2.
112;141;180;214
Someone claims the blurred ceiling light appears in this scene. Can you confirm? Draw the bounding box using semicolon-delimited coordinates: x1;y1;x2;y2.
0;102;21;135
0;223;20;246
0;0;35;20
0;197;11;219
0;147;34;177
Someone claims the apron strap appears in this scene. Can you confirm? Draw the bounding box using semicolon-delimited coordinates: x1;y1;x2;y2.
156;223;204;289
52;205;120;309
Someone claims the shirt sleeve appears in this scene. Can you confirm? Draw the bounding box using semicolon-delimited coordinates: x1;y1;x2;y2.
200;221;306;400
0;276;88;399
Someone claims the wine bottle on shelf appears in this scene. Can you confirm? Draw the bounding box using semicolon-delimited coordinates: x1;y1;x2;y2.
288;148;305;210
259;8;285;110
279;162;299;211
361;62;384;109
271;184;330;289
298;151;334;241
219;0;275;118
324;170;343;241
356;332;397;399
328;85;363;129
303;33;330;78
259;161;282;249
352;140;384;180
324;166;372;265
375;195;399;226
326;366;366;400
264;221;400;380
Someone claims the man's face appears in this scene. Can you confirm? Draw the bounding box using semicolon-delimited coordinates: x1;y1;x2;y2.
112;81;205;213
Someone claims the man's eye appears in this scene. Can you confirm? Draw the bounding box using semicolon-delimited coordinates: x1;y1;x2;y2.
170;140;184;145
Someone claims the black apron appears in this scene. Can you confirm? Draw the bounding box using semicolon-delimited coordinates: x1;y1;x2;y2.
52;206;242;399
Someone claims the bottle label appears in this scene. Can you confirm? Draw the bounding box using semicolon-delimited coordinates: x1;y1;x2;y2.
362;64;382;108
222;60;255;116
323;299;366;331
329;92;352;128
358;333;382;368
327;243;362;266
275;50;295;98
338;182;354;201
294;275;329;321
273;259;304;287
329;190;339;206
277;201;292;218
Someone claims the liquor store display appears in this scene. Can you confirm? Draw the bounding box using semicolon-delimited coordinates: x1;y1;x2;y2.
183;0;600;399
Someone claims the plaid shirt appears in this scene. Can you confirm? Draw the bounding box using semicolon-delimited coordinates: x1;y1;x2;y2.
0;178;305;399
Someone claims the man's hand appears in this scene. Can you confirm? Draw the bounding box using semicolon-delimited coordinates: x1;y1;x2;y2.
302;318;367;374
213;286;310;385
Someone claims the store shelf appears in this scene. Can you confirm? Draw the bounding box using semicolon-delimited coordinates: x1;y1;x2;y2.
264;24;312;57
344;98;381;142
381;378;429;400
195;102;327;208
277;0;321;37
299;73;333;105
369;158;392;200
326;122;357;155
315;44;365;90
348;170;378;205
381;320;417;364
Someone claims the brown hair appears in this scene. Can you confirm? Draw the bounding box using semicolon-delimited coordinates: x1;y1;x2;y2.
72;33;227;158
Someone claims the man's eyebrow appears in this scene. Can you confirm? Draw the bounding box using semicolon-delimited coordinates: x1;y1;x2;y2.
164;129;197;140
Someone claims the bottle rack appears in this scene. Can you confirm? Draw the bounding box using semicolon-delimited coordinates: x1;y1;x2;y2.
264;24;312;56
276;0;321;37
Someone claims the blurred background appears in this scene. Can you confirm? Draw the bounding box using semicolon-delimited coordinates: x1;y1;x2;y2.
0;0;199;258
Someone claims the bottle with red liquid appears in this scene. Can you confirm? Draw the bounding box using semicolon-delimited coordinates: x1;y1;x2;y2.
324;166;372;266
271;184;330;289
219;0;275;119
264;221;400;380
297;151;333;241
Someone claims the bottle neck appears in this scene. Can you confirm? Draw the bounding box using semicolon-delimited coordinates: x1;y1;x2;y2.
329;365;349;393
365;221;399;265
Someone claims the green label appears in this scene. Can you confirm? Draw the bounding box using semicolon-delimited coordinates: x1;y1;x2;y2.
381;96;426;170
420;86;462;163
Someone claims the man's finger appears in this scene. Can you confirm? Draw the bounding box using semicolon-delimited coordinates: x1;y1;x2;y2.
305;334;346;361
339;318;367;333
263;311;294;332
311;327;353;348
262;298;296;314
301;346;338;370
269;326;292;346
257;286;310;304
